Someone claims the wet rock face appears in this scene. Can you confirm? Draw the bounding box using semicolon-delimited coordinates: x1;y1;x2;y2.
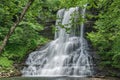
39;25;54;40
39;19;55;40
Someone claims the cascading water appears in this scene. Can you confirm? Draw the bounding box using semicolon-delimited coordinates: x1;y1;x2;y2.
22;6;94;77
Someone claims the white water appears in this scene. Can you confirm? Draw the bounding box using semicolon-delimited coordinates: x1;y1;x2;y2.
22;7;93;77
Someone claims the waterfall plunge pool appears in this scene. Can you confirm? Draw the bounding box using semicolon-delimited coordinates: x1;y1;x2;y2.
0;77;119;80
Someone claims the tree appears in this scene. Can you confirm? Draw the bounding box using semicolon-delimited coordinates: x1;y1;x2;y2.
87;0;120;69
0;0;35;54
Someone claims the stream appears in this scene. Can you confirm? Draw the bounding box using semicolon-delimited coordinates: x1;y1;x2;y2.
0;77;119;80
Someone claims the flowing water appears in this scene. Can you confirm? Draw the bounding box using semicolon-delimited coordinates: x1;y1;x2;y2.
22;6;94;77
0;77;119;80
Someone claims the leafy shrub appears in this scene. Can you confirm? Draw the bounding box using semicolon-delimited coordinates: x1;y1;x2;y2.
0;57;13;67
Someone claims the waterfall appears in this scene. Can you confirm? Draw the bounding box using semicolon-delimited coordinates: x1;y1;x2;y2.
22;6;94;77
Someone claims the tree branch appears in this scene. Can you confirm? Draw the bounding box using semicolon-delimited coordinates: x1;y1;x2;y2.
0;0;35;54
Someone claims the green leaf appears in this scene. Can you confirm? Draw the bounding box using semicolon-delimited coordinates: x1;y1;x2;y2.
0;57;13;67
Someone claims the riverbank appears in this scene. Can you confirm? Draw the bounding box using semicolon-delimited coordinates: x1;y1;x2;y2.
0;67;21;78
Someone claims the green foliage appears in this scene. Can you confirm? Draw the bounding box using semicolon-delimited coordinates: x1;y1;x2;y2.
0;0;49;68
0;57;13;67
59;0;89;8
2;23;49;62
88;0;120;69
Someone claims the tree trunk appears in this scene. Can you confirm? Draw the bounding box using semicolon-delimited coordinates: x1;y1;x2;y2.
0;0;35;54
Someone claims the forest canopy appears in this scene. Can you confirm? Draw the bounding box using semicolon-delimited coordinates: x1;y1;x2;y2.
0;0;120;77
